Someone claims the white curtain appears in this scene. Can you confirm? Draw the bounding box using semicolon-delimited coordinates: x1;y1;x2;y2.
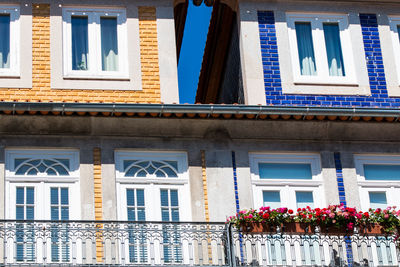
71;17;88;70
295;22;317;76
101;17;118;71
323;23;345;76
0;15;10;69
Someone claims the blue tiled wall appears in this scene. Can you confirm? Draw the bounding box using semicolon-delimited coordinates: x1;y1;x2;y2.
258;11;400;108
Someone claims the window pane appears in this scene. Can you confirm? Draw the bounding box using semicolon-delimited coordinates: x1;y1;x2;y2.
323;23;345;76
137;208;145;221
51;207;59;220
295;22;316;76
26;206;34;220
16;206;24;220
369;192;387;209
101;17;118;71
296;191;314;209
170;190;178;207
259;163;312;179
60;188;69;205
364;165;400;180
126;189;135;206
160;190;169;207
171;208;179;222
51;188;58;205
127;208;136;221
161;208;170;221
136;189;144;206
0;14;10;68
61;207;69;220
16;187;24;204
71;16;88;71
263;191;281;209
26;188;34;205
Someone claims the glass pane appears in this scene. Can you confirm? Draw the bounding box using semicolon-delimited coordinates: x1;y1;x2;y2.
364;165;400;180
101;17;118;71
259;163;312;179
126;189;135;206
61;207;69;220
136;189;144;206
296;191;314;209
263;191;281;209
16;206;24;220
137;208;146;221
71;16;88;71
26;206;34;220
170;190;178;207
369;192;387;209
171;208;179;222
295;22;316;76
0;14;10;68
26;188;34;204
51;188;59;205
61;188;69;205
51;206;59;220
16;187;24;204
161;208;170;221
323;23;345;76
160;190;169;207
127;208;136;221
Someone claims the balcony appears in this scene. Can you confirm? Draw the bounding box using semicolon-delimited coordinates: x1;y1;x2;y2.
0;220;398;266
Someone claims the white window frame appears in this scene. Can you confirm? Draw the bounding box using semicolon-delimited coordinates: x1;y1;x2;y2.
355;154;400;211
0;6;20;77
5;149;81;220
115;151;191;222
388;16;400;86
286;13;357;85
62;7;128;79
250;153;325;210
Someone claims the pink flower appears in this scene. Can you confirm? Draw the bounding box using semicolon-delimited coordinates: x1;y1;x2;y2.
347;222;354;230
384;214;389;219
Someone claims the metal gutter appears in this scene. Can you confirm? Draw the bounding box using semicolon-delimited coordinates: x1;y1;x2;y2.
2;102;400;118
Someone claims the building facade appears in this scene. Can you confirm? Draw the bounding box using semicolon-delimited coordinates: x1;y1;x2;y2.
0;0;400;266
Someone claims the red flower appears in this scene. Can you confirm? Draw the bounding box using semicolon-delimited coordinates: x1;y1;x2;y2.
308;214;313;219
288;209;293;214
263;213;270;219
363;212;369;218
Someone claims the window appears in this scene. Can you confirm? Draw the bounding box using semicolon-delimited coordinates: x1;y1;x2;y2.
286;13;356;85
355;155;400;211
115;151;191;264
250;153;324;210
388;16;400;86
0;6;19;77
63;8;128;78
5;149;80;263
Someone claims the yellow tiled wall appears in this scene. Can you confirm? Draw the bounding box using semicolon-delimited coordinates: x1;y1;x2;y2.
0;4;161;103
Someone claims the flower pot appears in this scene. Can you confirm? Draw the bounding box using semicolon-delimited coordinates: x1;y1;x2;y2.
358;224;386;235
283;222;314;234
319;226;349;235
240;222;278;233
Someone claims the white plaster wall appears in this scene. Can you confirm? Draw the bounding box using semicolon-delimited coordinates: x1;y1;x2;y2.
238;2;266;105
157;6;180;104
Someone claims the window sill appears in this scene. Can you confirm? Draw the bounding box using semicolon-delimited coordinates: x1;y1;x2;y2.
253;180;323;186
0;73;20;79
63;75;130;82
293;81;359;87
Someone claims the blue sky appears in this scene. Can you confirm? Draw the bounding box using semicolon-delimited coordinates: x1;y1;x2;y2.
177;2;212;104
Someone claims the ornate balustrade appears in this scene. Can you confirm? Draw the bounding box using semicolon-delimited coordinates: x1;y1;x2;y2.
0;221;399;266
